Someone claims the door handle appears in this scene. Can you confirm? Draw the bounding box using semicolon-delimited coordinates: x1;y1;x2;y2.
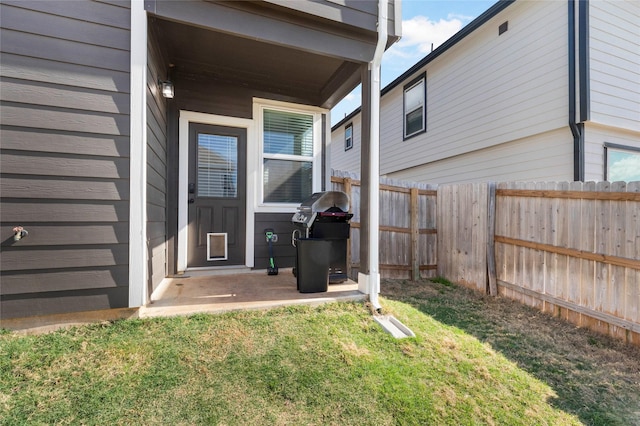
188;198;195;204
188;183;195;194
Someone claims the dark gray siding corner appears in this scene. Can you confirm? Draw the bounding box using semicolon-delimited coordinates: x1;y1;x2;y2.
0;1;132;319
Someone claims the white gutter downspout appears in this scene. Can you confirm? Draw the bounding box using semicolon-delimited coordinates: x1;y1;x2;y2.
367;0;387;312
365;1;414;339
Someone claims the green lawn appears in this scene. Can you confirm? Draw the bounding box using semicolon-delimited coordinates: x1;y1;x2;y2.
2;279;639;425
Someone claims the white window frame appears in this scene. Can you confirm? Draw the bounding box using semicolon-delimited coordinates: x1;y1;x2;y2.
344;123;353;151
403;73;426;140
252;98;325;213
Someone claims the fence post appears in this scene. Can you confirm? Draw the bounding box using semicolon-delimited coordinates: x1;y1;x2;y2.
344;177;353;278
410;187;419;280
487;182;497;296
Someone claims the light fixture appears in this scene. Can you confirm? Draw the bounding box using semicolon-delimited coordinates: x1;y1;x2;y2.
159;80;174;98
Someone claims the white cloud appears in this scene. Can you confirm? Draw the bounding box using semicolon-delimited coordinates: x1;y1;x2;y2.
387;15;465;60
609;155;640;182
344;91;361;103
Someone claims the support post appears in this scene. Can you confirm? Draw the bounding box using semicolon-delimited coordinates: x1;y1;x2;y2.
410;187;420;280
487;182;498;296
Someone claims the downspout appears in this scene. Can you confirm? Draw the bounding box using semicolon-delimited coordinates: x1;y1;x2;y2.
568;0;586;181
367;0;387;311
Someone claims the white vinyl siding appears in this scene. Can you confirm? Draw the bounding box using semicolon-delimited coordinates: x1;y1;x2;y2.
379;0;568;176
331;113;362;174
387;128;574;185
589;0;640;132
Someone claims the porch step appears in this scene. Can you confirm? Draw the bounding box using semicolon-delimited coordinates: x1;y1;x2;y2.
183;266;271;277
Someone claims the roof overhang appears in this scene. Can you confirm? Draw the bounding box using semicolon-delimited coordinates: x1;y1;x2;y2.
145;0;400;108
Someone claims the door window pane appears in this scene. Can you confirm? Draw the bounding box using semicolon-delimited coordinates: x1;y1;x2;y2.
263;159;312;203
197;133;238;198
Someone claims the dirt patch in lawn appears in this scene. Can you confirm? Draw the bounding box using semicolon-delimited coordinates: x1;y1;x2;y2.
380;278;640;425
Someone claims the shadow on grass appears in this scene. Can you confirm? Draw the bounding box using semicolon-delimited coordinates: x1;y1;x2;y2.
380;278;640;426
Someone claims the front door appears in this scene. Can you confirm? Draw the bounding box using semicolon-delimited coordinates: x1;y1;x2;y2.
187;123;246;267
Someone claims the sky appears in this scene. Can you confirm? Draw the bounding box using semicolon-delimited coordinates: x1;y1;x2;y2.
330;0;496;126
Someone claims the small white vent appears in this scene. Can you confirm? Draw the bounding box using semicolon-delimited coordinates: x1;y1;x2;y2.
207;233;228;261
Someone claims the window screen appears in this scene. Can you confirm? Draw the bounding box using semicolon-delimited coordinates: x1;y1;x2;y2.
264;110;313;156
262;109;315;203
404;75;426;139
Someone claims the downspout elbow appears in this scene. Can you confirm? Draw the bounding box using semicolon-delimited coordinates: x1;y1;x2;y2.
371;0;388;71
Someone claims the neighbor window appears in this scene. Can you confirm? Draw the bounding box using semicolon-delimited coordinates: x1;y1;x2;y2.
403;73;426;139
261;108;317;204
604;143;640;182
345;123;353;151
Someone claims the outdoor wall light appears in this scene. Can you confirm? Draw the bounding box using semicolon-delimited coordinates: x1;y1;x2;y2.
13;226;28;241
159;80;174;98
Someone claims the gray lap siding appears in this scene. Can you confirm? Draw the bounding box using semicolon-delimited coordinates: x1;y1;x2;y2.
0;1;132;319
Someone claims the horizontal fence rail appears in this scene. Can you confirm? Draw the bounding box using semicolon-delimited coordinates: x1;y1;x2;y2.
334;170;640;345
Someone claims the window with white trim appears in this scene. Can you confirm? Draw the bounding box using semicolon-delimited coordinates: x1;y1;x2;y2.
403;74;426;139
261;107;320;204
344;123;353;151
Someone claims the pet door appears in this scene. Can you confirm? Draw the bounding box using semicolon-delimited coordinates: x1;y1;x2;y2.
207;233;228;261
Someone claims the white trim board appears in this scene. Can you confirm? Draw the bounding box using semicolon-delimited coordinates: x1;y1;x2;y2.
178;111;255;272
129;1;148;308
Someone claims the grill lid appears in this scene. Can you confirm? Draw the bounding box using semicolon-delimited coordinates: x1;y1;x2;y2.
292;191;350;228
298;191;349;212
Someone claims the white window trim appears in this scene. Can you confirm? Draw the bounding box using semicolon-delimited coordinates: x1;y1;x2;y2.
178;110;255;271
252;98;327;213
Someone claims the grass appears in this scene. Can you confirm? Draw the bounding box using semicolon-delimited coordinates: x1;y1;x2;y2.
1;279;639;425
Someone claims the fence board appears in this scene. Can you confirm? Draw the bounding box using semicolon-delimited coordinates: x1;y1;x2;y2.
567;181;582;317
626;182;640;324
531;181;545;310
437;183;487;291
581;181;596;313
610;181;627;320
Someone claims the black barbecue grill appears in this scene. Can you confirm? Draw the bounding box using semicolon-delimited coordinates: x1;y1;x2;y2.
292;191;353;284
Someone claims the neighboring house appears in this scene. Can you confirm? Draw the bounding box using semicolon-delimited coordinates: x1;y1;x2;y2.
331;0;640;184
0;0;400;320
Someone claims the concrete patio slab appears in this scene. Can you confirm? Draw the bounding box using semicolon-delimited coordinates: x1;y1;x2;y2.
140;268;365;318
2;268;365;334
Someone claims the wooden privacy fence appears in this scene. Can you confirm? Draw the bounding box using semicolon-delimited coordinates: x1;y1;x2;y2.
331;170;437;280
438;181;640;345
334;170;639;345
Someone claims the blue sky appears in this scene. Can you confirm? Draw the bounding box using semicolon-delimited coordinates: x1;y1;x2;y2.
330;0;496;126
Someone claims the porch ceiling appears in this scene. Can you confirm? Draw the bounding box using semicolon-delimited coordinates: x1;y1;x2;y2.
152;17;362;108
